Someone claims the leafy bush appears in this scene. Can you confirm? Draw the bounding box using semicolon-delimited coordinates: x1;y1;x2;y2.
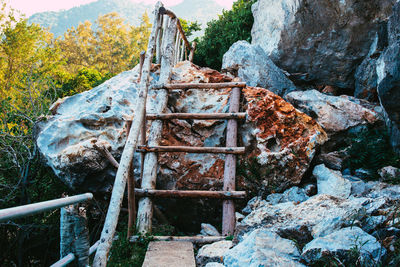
345;128;400;181
193;0;255;70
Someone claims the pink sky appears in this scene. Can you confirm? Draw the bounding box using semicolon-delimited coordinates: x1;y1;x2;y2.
9;0;234;17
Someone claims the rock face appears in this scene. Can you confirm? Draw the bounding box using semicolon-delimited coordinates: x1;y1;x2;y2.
221;40;297;96
241;87;327;191
37;62;327;192
377;2;400;153
251;0;395;88
286;90;380;134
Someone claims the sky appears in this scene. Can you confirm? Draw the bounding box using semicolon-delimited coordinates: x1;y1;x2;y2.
9;0;234;17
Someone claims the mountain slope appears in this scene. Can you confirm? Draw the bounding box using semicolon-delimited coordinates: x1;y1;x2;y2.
28;0;225;37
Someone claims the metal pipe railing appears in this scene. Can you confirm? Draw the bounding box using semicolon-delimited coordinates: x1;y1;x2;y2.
50;240;100;267
0;193;93;222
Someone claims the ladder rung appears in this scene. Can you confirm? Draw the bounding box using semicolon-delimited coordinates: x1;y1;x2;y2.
146;112;246;120
135;189;246;199
137;146;245;154
130;235;226;244
151;82;246;90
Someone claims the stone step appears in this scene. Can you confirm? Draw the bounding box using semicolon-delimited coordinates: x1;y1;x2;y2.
142;241;196;267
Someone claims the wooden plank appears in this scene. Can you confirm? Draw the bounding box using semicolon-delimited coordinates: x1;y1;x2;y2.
136;16;178;234
130;235;225;244
142;241;195;267
93;142;119;169
137;51;146;83
137;146;245;154
134;189;246;199
222;85;241;236
151;82;246;90
189;41;196;62
93;3;163;266
146;112;246;120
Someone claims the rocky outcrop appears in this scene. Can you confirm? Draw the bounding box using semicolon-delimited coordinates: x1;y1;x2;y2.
196;241;233;267
251;0;395;89
219;170;400;266
377;1;400;153
221;40;297;96
241;87;327;191
313;164;351;199
285;90;380;134
36;62;327;193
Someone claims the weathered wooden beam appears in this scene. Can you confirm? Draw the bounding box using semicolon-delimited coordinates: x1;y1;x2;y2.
156;14;164;64
93;3;163;266
136;15;178;234
189;41;196;62
137;51;146;83
93;142;119;169
137;146;245;154
125;120;136;239
130;235;226;244
146;112;246;120
151;82;247;90
135;189;246;199
222;85;241;236
159;6;191;55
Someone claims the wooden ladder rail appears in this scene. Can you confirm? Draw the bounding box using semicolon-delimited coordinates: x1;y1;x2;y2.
136;7;179;234
92;2;163;266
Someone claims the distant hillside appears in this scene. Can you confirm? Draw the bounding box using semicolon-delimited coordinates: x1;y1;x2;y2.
28;0;225;37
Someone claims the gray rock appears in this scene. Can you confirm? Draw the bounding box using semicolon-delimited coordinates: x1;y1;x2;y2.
267;186;309;205
311;217;344;238
221;41;297;96
362;216;386;233
355;168;373;179
303;184;317;197
377;2;400;153
251;0;395;89
242;196;267;215
286;90;380;134
200;223;220;236
302;227;386;265
223;229;304;267
313;164;352;199
315;151;347;171
378;166;400;182
197;241;233;267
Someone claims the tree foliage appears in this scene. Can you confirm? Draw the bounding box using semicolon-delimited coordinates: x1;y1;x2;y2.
193;0;255;70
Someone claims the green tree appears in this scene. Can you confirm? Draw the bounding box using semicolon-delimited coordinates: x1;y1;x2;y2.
193;0;255;70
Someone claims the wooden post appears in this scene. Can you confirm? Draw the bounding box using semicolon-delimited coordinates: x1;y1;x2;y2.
156;14;164;64
180;39;185;62
125;120;136;239
93;2;163;266
222;85;241;236
60;205;90;267
137;51;146;83
73;207;90;267
60;205;75;259
174;32;181;66
136;17;178;234
189;41;196;62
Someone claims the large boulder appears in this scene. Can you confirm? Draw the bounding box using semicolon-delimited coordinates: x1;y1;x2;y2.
221;40;297;96
223;228;304;267
285;90;380;134
377;2;400;153
313;164;352;199
251;0;395;88
37;62;327;193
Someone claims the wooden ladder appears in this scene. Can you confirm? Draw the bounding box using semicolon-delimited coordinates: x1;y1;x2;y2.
93;3;246;265
136;80;247;235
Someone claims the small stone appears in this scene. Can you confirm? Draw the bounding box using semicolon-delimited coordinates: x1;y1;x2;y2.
313;164;352;199
378;166;400;182
362;216;386;233
196;241;233;267
242;196;267;215
303;184;317;197
200;223;220;236
205;263;224;267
